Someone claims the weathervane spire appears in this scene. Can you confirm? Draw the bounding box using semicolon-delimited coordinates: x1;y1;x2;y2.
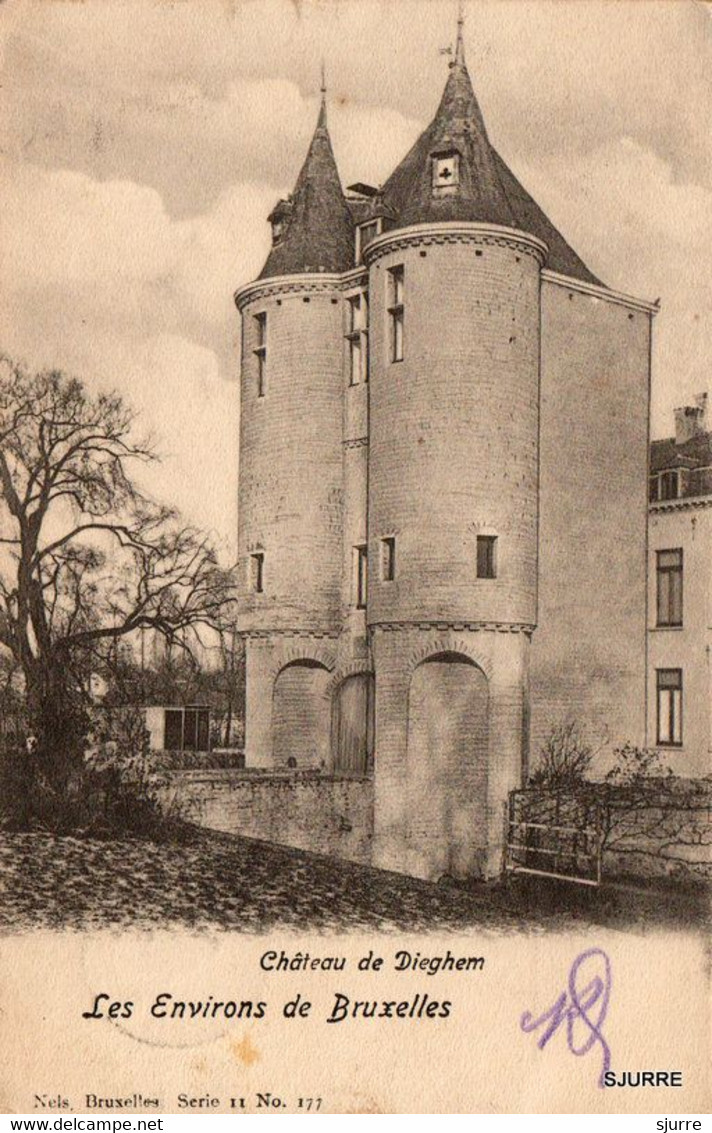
317;59;327;128
455;1;465;66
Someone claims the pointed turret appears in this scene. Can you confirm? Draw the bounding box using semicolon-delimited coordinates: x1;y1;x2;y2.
380;17;601;284
259;87;354;279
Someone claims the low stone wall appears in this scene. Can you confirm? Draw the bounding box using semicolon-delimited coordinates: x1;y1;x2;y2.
153;769;374;865
603;799;712;881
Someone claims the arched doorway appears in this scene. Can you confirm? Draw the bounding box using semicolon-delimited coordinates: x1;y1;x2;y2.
331;672;375;774
406;652;488;879
272;660;330;767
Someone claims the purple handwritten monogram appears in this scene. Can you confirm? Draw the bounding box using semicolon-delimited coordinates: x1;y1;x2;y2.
520;948;612;1087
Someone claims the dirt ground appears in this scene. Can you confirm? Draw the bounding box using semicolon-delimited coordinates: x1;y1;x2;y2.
0;828;708;934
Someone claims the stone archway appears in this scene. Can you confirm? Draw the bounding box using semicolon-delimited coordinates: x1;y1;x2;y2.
406;651;489;880
272;659;331;768
331;672;375;774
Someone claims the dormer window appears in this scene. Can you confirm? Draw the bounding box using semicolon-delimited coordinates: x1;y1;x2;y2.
356;219;382;264
650;469;684;502
268;199;292;245
432;150;460;195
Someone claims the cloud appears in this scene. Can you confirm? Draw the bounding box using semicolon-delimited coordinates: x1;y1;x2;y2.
515;137;712;433
0;0;709;496
0;159;250;550
2;163;174;285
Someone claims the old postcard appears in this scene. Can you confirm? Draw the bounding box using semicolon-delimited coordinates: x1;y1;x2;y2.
0;0;709;1116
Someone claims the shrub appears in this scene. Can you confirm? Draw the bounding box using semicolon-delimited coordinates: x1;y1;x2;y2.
85;707;195;843
528;721;593;789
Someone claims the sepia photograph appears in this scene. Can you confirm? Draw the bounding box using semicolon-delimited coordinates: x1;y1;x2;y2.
0;0;709;1115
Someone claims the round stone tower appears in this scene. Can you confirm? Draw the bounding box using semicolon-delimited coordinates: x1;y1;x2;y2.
234;96;354;767
362;26;548;879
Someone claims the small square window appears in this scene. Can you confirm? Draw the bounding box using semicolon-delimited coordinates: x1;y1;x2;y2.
477;535;497;579
381;536;396;582
432;152;460;191
250;552;264;594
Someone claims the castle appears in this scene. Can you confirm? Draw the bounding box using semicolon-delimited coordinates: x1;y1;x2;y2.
234;24;657;880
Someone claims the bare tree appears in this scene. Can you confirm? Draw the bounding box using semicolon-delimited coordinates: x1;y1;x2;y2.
0;355;235;822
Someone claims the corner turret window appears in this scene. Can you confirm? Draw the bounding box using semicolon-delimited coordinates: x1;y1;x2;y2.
254;312;267;397
250;552;264;594
432;150;460;195
356;219;382;264
476;535;497;579
354;544;368;609
387;265;404;363
346;292;369;385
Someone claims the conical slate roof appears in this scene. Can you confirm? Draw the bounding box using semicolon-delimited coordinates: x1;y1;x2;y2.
259;99;355;279
381;30;601;285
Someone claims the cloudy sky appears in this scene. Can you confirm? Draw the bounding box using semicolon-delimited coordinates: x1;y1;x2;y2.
0;0;710;556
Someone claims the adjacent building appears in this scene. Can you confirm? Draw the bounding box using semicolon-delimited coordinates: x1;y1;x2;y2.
234;25;657;880
648;394;711;777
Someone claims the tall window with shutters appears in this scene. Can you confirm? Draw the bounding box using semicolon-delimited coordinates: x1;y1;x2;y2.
656;549;683;627
656;669;682;746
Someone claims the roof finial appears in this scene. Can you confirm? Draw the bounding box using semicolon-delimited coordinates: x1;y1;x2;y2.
317;58;327;129
454;0;465;66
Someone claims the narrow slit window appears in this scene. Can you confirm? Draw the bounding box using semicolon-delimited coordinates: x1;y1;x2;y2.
656;669;682;746
387;266;404;363
355;544;368;609
381;536;396;582
346;292;369;385
254;312;267;397
477;535;497;579
250;552;264;594
656;548;683;627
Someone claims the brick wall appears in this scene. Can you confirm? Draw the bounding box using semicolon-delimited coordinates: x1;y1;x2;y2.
406;656;489;878
243;633;337;768
367;232;542;627
237;282;344;634
154;769;373;864
647;504;712;778
371;624;529;880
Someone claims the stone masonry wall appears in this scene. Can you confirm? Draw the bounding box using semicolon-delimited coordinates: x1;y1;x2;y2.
367;231;542;628
154;769;373;865
532;278;651;766
237;281;344;635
